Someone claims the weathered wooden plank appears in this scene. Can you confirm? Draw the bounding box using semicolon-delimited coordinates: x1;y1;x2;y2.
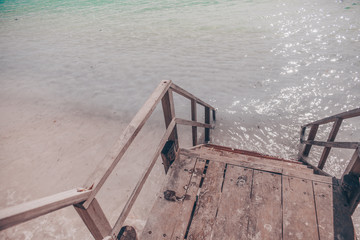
283;176;319;240
170;83;216;110
175;118;213;129
171;159;207;239
212;165;253;239
111;119;176;237
301;124;319;157
140;155;201;239
318;118;343;169
205;107;210;143
247;170;282;240
190;146;308;168
204;144;301;164
83;80;172;209
74;198;111;240
180;149;333;184
313;182;334;240
191;99;197;146
161;89;178;173
302;140;359;149
185;147;313;173
0;189;91;231
303;108;360;127
281;169;332;185
186;161;225;239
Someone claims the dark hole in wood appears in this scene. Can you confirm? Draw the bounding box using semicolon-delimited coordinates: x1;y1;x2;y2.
161;140;178;166
199;160;210;188
221;164;228;193
117;226;137;240
184;195;198;239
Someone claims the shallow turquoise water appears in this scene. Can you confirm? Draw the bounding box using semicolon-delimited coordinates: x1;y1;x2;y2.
0;0;360;238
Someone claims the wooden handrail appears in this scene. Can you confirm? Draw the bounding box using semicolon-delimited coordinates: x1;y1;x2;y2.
300;140;359;149
0;80;217;239
82;80;172;209
175;118;214;129
299;108;360;215
303;108;360;127
0;189;91;230
299;108;360;170
110;119;176;237
170;83;216;110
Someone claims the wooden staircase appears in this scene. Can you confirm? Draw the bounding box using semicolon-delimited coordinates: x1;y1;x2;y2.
140;144;355;240
0;81;358;240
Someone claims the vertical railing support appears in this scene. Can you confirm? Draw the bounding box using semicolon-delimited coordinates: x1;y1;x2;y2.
318;118;343;169
74;198;111;240
301;124;319;157
212;109;216;122
341;147;360;215
191;99;197;146
205;107;210;143
342;147;360;179
161;89;178;173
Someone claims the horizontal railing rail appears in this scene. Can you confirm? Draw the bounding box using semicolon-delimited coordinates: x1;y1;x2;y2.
298;107;360;214
0;80;216;240
0;189;92;231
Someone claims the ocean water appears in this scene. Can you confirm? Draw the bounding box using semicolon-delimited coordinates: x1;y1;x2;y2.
1;0;359;239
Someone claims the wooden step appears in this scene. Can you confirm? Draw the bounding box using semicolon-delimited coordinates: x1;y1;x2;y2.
184;147;314;175
141;153;352;240
191;145;311;171
180;149;331;184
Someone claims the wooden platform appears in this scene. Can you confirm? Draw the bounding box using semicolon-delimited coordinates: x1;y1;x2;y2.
140;145;355;240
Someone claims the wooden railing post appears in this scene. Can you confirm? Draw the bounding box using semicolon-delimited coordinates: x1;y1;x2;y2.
161;89;178;172
205;107;210;143
342;147;360;179
318;118;343;169
74;198;111;240
301;124;319;157
341;147;360;215
191;99;197;146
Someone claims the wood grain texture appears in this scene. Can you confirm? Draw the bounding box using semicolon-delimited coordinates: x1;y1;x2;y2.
247;170;282;240
212;165;253;240
283;176;319;240
171;159;206;240
313;182;334;240
191;146;311;172
140;155;201;240
0;189;91;231
186;161;225;240
74;198;111;240
181;148;333;184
